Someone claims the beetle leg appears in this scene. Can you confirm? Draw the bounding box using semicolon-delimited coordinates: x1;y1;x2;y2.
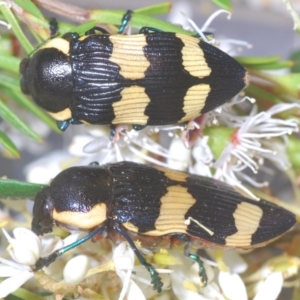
57;120;70;131
56;118;82;131
139;27;163;34
114;222;164;292
85;27;110;35
62;32;79;42
33;226;107;271
109;125;116;140
132;124;147;131
89;161;100;166
118;10;133;34
192;31;214;40
49;18;59;38
70;117;83;125
184;239;208;287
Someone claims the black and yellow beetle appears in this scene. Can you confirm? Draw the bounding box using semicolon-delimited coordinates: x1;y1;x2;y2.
20;11;247;132
31;161;296;292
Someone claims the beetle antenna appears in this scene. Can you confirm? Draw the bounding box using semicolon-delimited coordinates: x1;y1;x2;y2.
32;226;106;271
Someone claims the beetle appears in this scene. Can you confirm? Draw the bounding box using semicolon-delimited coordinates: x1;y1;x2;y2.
32;161;296;292
20;11;247;132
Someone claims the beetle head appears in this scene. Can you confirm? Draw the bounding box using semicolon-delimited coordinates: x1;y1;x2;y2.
20;47;73;115
32;186;55;236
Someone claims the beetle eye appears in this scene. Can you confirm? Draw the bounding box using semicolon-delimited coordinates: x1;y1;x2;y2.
32;187;54;235
38;201;54;232
20;58;30;94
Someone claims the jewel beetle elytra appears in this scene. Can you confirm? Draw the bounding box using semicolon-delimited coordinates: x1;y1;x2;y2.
31;161;296;292
20;11;247;132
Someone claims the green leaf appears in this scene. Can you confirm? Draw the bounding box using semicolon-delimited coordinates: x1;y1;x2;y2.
23;16;73;39
0;35;15;56
245;84;282;104
236;56;295;70
290;50;300;73
0;99;42;142
69;20;98;36
244;60;294;70
211;0;232;11
135;2;172;15
0;178;45;199
292;284;300;300
0;3;34;54
0;73;19;90
3;294;23;300
268;73;300;97
0;131;19;158
5;89;60;133
0;54;20;73
287;135;300;174
236;56;281;65
13;0;44;20
203;126;234;159
10;289;45;300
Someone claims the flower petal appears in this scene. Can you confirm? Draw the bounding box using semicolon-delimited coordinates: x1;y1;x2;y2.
0;257;29;271
167;136;191;171
3;228;42;265
0;265;23;277
170;263;209;300
118;270;146;300
63;255;91;285
0;270;34;298
219;271;247;300
253;272;283;300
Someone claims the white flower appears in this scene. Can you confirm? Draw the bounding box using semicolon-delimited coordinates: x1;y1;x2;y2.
114;242;174;299
253;272;283;300
189;136;214;176
0;227;81;298
0;261;33;298
77;125;175;168
63;254;92;285
0;228;42;298
218;272;247;300
191;101;300;198
166;249;225;300
245;255;300;300
2;228;42;265
215;102;299;172
167;135;191;171
113;242;146;300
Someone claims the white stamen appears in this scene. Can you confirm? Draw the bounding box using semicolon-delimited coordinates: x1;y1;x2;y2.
239;173;268;188
201;9;231;32
219;38;252;48
0;19;11;30
183;15;210;42
231;149;258;173
127;145;170;168
267;103;300;115
118;269;133;300
0;1;11;8
114;143;124;162
222;173;260;200
242;132;293;138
